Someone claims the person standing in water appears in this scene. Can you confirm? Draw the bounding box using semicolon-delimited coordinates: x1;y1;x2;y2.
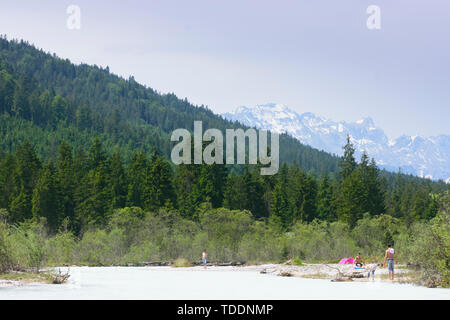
202;250;208;269
384;244;396;280
366;263;381;280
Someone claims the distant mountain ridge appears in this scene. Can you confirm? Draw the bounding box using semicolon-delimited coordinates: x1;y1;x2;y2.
223;103;450;182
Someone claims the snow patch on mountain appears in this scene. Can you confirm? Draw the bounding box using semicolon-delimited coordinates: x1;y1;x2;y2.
223;103;450;181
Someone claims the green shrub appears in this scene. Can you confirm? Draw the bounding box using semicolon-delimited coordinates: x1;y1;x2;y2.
292;258;304;266
173;258;191;268
46;231;77;266
409;192;450;287
238;221;284;262
123;240;161;264
9;221;48;272
0;221;13;273
199;208;253;261
352;214;400;257
76;228;127;265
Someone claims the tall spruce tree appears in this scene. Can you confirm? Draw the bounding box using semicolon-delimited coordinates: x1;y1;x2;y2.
339;135;357;180
365;158;386;215
271;163;291;228
317;175;336;221
9;141;41;222
75;140;112;227
32;162;59;230
55;141;76;230
147;149;175;210
126;151;149;209
109;151;127;210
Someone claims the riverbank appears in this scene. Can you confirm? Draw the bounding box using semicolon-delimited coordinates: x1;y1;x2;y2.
0;269;71;287
1;266;448;300
0;263;419;288
156;262;418;284
229;263;417;283
0;271;54;287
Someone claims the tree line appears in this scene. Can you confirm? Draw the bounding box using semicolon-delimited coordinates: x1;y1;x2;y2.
0;137;445;235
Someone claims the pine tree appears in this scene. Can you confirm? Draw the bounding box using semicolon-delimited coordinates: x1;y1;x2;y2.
32;162;59;230
339;135;357;180
50;95;67;126
9;187;31;223
223;170;243;210
55;141;75;230
337;170;366;227
302;174;318;222
0;69;14;115
366;158;386;215
12;74;32;119
126;151;149;208
76;166;112;228
88;138;108;170
147;149;175;210
173;163;201;218
9;141;41;222
0;154;16;210
246;167;266;219
317;175;336;221
390;170;404;218
75;140;112;228
271;163;291;228
288;165;306;222
109;151;127;209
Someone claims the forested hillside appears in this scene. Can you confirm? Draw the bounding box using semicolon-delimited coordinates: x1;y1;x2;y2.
0;36;338;174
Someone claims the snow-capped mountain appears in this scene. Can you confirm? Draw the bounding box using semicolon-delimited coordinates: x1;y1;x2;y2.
222;103;450;181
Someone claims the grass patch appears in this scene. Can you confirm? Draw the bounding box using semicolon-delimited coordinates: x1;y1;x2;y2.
292;258;305;266
0;271;54;284
301;273;330;279
378;271;419;283
172;258;191;268
304;259;340;264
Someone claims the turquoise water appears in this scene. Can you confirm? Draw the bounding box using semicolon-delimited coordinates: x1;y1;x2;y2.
1;267;449;300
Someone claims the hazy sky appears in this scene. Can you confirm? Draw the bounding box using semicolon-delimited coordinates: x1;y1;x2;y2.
1;0;449;138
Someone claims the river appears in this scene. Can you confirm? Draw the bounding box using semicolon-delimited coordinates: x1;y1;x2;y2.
1;267;448;299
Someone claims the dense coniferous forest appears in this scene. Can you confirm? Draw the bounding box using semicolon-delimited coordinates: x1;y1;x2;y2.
0;136;446;233
0;37;449;287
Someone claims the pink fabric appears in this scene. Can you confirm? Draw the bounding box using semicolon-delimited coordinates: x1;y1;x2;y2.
338;258;354;264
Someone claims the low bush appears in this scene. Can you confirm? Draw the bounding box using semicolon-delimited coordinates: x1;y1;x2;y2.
173;258;191;268
292;258;304;266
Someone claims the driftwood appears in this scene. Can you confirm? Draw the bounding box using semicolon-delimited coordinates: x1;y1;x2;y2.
52;268;70;284
406;263;421;271
331;278;353;282
260;267;278;274
324;264;345;279
190;261;246;267
324;264;366;281
137;262;171;266
425;279;439;288
214;261;246;266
